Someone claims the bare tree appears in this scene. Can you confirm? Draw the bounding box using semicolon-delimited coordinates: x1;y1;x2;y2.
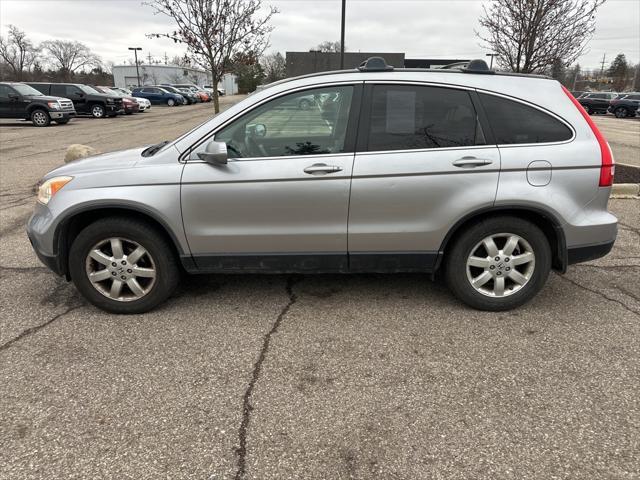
261;51;286;83
145;0;278;113
477;0;605;73
311;41;344;53
42;40;102;80
0;25;37;80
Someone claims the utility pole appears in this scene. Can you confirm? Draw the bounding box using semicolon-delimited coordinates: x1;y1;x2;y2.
147;52;153;64
164;52;168;65
340;0;346;69
599;53;606;79
128;47;142;87
485;53;498;69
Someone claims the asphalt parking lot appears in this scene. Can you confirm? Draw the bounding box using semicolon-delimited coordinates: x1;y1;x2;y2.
1;101;639;479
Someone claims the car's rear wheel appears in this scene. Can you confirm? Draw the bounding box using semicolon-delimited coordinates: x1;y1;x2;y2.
584;105;593;115
91;104;106;118
614;107;628;118
444;216;551;311
69;217;179;314
30;109;50;127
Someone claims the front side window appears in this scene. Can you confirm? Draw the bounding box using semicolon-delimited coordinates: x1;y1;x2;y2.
0;85;13;98
366;85;482;152
215;85;354;159
479;93;572;145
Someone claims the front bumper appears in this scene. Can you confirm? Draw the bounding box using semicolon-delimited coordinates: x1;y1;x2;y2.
50;111;76;120
27;205;64;276
124;104;140;113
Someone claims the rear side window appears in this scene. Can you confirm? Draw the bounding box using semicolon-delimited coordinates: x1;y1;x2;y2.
479;93;572;144
367;85;483;151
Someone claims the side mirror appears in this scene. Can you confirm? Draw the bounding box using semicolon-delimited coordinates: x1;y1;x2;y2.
197;140;228;165
246;123;267;138
8;93;20;100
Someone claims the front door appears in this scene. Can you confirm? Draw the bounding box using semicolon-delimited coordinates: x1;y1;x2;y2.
348;83;501;272
181;84;361;272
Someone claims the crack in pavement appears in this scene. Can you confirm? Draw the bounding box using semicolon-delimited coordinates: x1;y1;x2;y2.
234;276;300;480
557;274;640;317
618;221;640;237
0;303;84;352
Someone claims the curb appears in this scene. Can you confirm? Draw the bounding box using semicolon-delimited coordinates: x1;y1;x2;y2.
611;183;640;199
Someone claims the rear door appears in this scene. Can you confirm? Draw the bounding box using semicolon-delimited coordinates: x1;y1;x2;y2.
348;82;500;272
0;85;15;118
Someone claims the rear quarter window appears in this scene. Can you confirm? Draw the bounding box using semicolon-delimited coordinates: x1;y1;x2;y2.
479;93;572;145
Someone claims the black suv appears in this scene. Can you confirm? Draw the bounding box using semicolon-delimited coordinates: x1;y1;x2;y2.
0;82;76;127
27;83;123;118
577;92;617;115
608;93;640;118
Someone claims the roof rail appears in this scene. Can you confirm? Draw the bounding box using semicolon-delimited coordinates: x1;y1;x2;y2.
358;57;394;72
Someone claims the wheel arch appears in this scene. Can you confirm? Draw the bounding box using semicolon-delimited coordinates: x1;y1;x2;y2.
436;205;567;274
53;204;188;279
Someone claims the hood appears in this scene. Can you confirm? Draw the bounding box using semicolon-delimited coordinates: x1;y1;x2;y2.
46;147;146;178
24;94;67;103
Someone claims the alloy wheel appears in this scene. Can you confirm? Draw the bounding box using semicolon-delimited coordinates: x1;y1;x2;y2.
615;107;627;118
466;233;536;298
85;237;157;302
92;105;105;118
32;111;48;126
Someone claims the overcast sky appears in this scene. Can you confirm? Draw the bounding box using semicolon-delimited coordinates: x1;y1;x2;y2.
1;0;638;70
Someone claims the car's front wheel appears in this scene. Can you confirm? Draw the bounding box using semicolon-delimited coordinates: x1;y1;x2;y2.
614;107;628;118
30;109;51;127
91;104;106;118
167;98;176;107
444;216;551;311
69;217;179;314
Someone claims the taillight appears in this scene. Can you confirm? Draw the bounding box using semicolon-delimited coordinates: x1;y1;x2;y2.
561;85;614;187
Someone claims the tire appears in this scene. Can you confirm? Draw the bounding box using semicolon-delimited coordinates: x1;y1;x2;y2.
584;105;593;115
68;217;179;314
614;107;628;118
444;216;551;311
167;98;176;107
91;104;106;118
55;119;70;125
30;109;50;127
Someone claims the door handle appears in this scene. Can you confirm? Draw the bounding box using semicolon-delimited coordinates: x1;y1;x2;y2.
304;163;343;175
452;156;493;168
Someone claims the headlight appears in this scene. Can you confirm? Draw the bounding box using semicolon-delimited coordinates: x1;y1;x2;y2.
106;98;115;104
47;101;61;110
37;176;73;205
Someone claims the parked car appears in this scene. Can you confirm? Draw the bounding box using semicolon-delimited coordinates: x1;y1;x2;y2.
172;84;211;102
577;91;618;115
111;87;151;112
27;82;122;118
177;87;202;104
569;90;585;98
203;85;225;96
27;57;617;314
607;93;640;118
92;86;139;114
157;85;195;105
130;86;184;106
0;82;76;126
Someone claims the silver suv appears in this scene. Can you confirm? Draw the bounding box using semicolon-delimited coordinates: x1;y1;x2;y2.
27;58;617;314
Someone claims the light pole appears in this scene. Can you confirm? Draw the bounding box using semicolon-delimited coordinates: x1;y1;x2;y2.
485;53;498;69
340;0;346;69
128;47;142;87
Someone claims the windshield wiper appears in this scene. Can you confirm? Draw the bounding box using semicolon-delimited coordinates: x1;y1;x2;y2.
142;140;170;157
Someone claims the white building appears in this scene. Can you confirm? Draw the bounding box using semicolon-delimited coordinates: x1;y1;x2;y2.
112;64;238;94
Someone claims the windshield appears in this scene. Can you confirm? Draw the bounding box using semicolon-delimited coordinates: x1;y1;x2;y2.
12;84;43;96
79;84;101;94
